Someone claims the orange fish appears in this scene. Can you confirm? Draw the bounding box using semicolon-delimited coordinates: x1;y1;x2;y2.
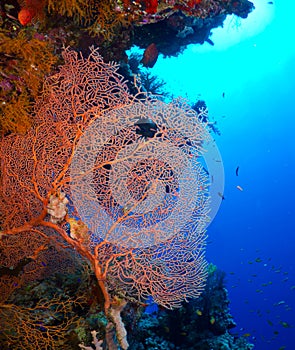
141;43;159;68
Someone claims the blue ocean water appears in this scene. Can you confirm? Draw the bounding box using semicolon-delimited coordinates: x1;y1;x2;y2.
148;1;295;349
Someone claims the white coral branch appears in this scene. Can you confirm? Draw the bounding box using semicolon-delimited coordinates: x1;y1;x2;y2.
109;298;129;350
79;330;103;350
46;192;69;224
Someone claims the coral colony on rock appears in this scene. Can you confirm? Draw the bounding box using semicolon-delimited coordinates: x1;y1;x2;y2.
0;1;254;349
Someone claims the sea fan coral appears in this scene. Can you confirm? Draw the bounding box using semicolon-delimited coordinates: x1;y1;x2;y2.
1;47;213;347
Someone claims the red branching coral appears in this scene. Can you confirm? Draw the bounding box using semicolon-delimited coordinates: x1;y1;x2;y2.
0;48;210;343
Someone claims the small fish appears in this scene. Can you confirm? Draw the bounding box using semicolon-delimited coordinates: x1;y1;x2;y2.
196;309;202;316
222;92;225;98
218;192;225;200
206;38;214;46
123;203;133;214
268;1;273;4
280;321;291;328
243;333;251;337
255;257;262;263
210;316;215;325
236;166;240;176
236;185;243;191
141;43;159;68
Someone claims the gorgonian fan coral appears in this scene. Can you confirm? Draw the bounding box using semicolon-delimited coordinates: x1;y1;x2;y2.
0;47;213;348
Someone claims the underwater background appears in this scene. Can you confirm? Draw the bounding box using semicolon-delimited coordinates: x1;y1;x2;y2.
144;1;295;349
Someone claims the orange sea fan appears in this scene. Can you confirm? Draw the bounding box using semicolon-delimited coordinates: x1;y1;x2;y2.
1;47;210;312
